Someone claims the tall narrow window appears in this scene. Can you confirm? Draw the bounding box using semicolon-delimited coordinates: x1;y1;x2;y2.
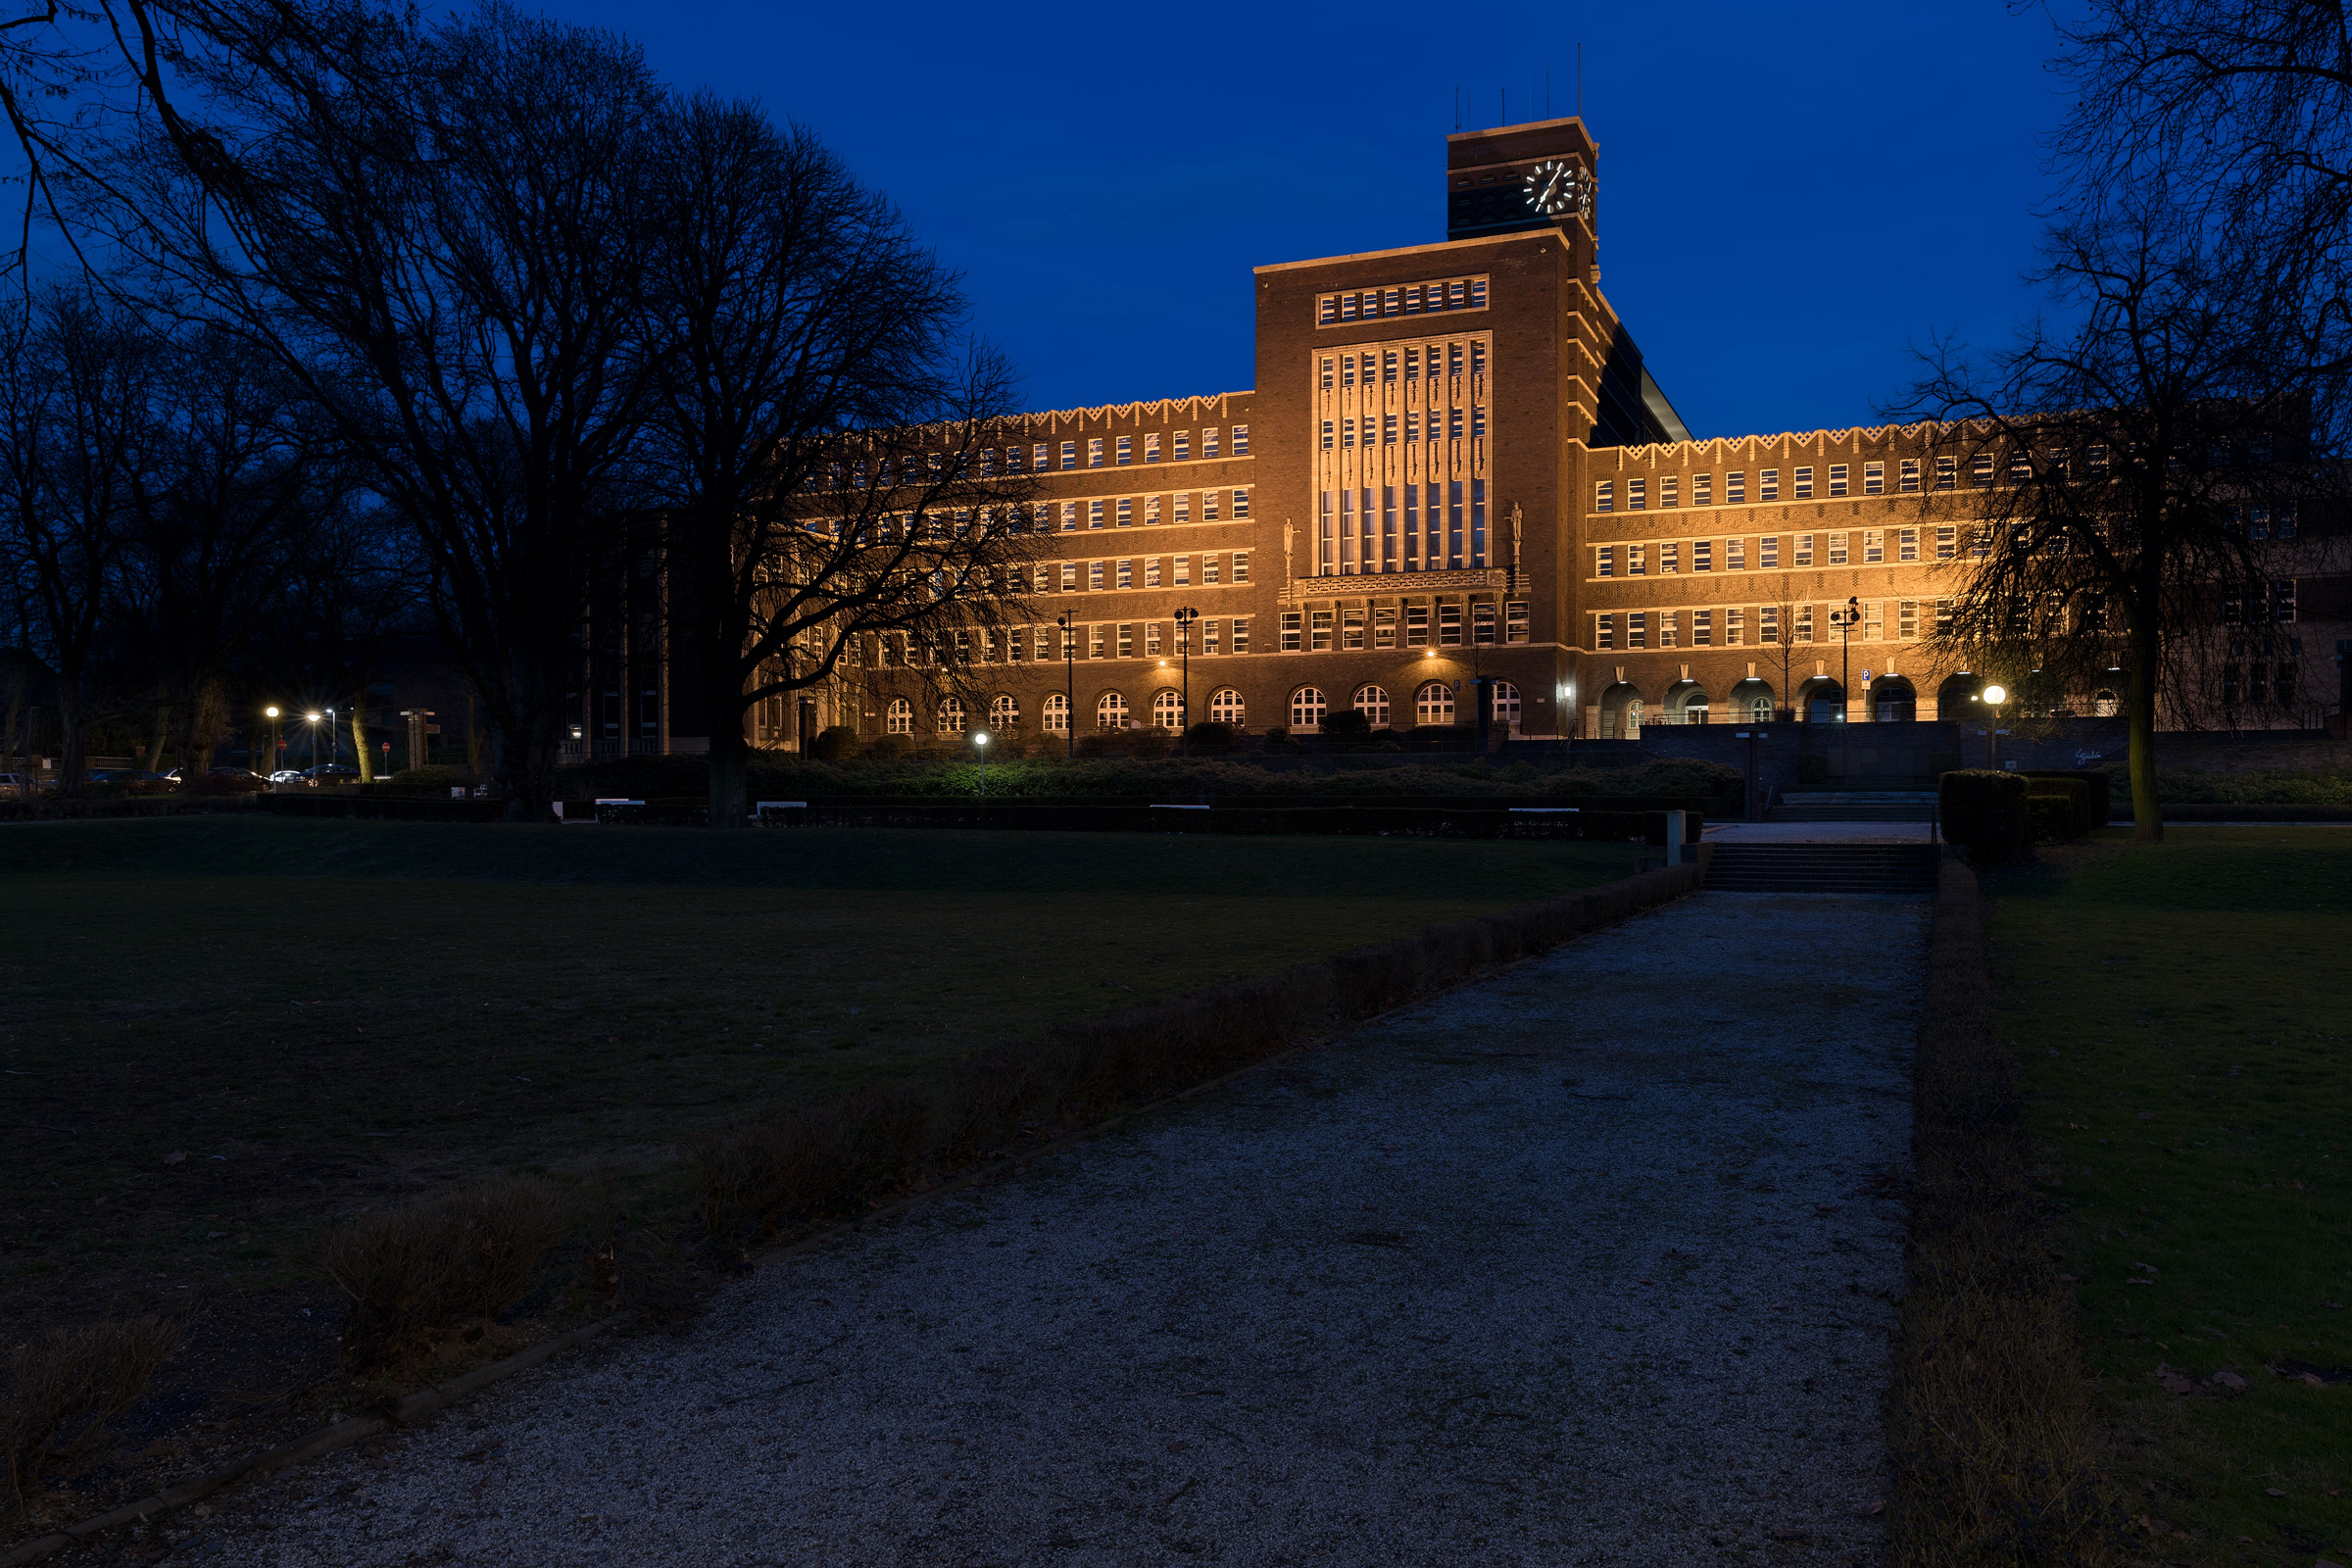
1727;471;1746;504
1795;466;1815;499
1760;468;1780;501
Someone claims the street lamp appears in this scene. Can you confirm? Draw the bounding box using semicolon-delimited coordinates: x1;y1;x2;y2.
304;711;323;778
324;707;338;772
1055;612;1075;760
263;706;280;779
1980;683;2008;769
973;728;990;797
1172;606;1199;756
1829;595;1861;722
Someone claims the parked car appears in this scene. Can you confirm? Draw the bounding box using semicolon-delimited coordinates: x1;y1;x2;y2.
269;768;306;784
208;766;268;781
300;763;361;782
87;768;173;785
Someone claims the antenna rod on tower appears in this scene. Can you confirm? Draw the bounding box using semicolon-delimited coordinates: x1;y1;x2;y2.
1578;44;1584;118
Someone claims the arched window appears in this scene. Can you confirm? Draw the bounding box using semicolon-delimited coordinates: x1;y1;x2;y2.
1042;693;1069;734
1491;680;1521;731
1096;691;1128;730
989;694;1020;730
2092;688;2119;718
1290;686;1327;731
1352;684;1391;728
1415;681;1454;725
1151;689;1184;730
937;696;966;735
885;697;912;735
1751;695;1773;722
1625;698;1644;733
1208;687;1246;726
1683;698;1709;725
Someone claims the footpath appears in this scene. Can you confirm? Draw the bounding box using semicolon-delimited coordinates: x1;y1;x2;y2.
197;891;1924;1568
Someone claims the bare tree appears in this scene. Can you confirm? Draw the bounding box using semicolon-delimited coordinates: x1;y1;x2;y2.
639;94;1037;826
0;287;155;793
113;1;666;818
1901;201;2347;839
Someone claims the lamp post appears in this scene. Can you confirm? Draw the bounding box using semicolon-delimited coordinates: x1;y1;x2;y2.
324;706;338;772
263;706;280;780
1173;606;1199;756
1980;683;2007;769
1055;612;1074;760
973;728;989;797
304;710;322;778
1830;595;1861;723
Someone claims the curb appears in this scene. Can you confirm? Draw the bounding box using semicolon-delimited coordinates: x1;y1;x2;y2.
2;862;1700;1565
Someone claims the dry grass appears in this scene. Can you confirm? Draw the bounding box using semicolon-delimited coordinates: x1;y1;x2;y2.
3;1316;178;1521
1886;861;2124;1566
686;865;1699;1248
313;1176;563;1370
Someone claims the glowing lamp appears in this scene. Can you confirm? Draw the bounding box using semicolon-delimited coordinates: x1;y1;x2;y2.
1982;684;2006;705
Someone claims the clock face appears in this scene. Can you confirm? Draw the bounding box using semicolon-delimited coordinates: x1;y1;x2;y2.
1523;158;1591;220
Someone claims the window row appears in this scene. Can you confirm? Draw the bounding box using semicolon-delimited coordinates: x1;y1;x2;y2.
1318;341;1487;392
884;687;1250;736
1316;275;1488;325
982;427;1249;475
873;620;1255;664
1321;408;1487;448
1285;680;1519;731
1319;481;1490;574
1594;458;1929;513
990;490;1253;532
1592;525;1977;576
1592;599;1950;650
1278;599;1527;650
1018;552;1250;593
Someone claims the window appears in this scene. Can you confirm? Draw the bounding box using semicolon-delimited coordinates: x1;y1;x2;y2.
1828;532;1848;565
1290;686;1327;731
1795;604;1814;643
1661;476;1679;508
1728;471;1746;504
1628;612;1647;649
1232;425;1249;455
1727;537;1745;569
1230;617;1249;653
1595;612;1614;650
1233;489;1250;516
1661;543;1680;574
1971;454;1993;486
1692;540;1713;572
1209;688;1244;724
1202;427;1220;459
1175;492;1192;523
1629;478;1647;510
885;697;912;735
2274;578;2299;622
1342;607;1365;650
1115;435;1132;466
1414;681;1454;726
1471;602;1496;644
1172;555;1190;585
1144;433;1160;463
1030;443;1048;471
1794;533;1813;566
1693;474;1713;506
1936;524;1955;561
1116;559;1133;589
1321;420;1334;452
1174;430;1190;460
1658;610;1678;648
1115;498;1133;527
1829;464;1848;497
1438;603;1462;645
1061;501;1080;532
1117;623;1134;658
1088;500;1104;529
1898;527;1918;563
1760;467;1780;502
1097;692;1127;730
936;696;965;735
1692;610;1712;646
1628;545;1646;576
1231;552;1250;582
1352;684;1391;727
1864;462;1884;496
1145;495;1161;525
1504;601;1529;643
1342;416;1355;451
1899;458;1920;493
1089;623;1105;658
1151;688;1182;729
1280;611;1301;652
1042;693;1069;734
1898;601;1917;639
1864;601;1884;641
1863;530;1883;564
1795;466;1815;499
1309;610;1332;651
1595;546;1614;577
1935;455;1955;490
1086;438;1104;467
1725;608;1743;646
1760;535;1779;568
1059;563;1078;591
1404;604;1429;645
1089;561;1105;591
1373;606;1396;647
1595;480;1614;513
1758;607;1779;643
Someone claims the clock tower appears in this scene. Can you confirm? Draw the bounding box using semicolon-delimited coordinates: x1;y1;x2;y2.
1445;117;1598;243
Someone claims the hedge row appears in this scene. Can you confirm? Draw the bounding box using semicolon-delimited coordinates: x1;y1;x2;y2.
684;862;1704;1244
752;803;1701;842
0;796;264;823
264;794;510;824
1886;862;2120;1565
1937;771;2029;864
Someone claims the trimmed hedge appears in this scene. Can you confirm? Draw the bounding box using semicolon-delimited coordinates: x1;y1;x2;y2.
0;796;264;822
1937;770;2029;865
2024;776;2093;841
266;794;511;823
2021;769;2110;828
754;802;1697;842
686;862;1702;1243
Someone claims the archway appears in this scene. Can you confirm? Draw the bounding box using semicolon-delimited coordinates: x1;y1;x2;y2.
884;697;913;735
1664;680;1710;726
1596;680;1642;739
1936;672;1983;717
1867;674;1917;723
1727;676;1777;723
1796;677;1846;724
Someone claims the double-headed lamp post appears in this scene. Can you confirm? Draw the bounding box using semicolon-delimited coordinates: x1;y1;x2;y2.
1055;612;1075;760
1830;595;1861;722
1172;606;1200;756
1980;683;2008;769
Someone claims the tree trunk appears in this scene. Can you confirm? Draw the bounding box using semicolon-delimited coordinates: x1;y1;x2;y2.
352;704;373;782
55;688;87;798
145;700;171;773
2128;620;2163;843
708;716;749;830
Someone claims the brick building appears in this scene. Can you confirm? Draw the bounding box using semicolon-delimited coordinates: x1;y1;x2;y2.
722;116;2348;750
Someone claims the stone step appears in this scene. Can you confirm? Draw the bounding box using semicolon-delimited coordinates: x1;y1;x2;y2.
1706;844;1940;895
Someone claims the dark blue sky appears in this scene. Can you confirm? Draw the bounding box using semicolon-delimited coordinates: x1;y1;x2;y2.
549;0;2079;441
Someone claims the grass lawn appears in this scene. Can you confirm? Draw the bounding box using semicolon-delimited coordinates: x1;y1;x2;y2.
1992;827;2352;1563
0;816;1631;1349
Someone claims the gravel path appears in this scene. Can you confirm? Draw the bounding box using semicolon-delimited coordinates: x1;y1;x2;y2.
194;891;1922;1568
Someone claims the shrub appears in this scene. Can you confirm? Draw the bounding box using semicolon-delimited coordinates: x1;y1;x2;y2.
2023;769;2109;830
1798;753;1830;786
315;1176;563;1370
1323;708;1371;740
2027;793;2077;846
1261;725;1294;750
863;734;913;761
809;725;859;761
2025;776;2093;841
3;1317;178;1520
1183;721;1235;754
1938;769;2029;865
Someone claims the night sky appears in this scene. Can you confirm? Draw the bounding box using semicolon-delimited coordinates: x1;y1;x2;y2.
543;1;2079;441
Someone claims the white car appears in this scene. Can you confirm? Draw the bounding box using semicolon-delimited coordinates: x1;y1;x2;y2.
269;769;306;784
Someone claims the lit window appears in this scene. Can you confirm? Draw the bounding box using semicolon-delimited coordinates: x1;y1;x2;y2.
1146;558;1161;588
1231;552;1250;582
1404;604;1428;645
885;697;912;735
1201;490;1219;519
937;696;966;735
1209;687;1244;722
1438;603;1462;645
1899;459;1920;493
1595;546;1613;577
1415;681;1454;725
1759;535;1778;568
1309;610;1332;651
1116;623;1134;658
1629;478;1646;511
1290;686;1327;730
1352;684;1391;726
1097;691;1127;729
1232;425;1249;455
1692;540;1713;572
1595;480;1614;513
1232;489;1250;516
1088;438;1104;468
1760;468;1780;502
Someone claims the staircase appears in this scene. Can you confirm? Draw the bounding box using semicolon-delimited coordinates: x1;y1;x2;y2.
1767;790;1937;822
1705;842;1941;895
